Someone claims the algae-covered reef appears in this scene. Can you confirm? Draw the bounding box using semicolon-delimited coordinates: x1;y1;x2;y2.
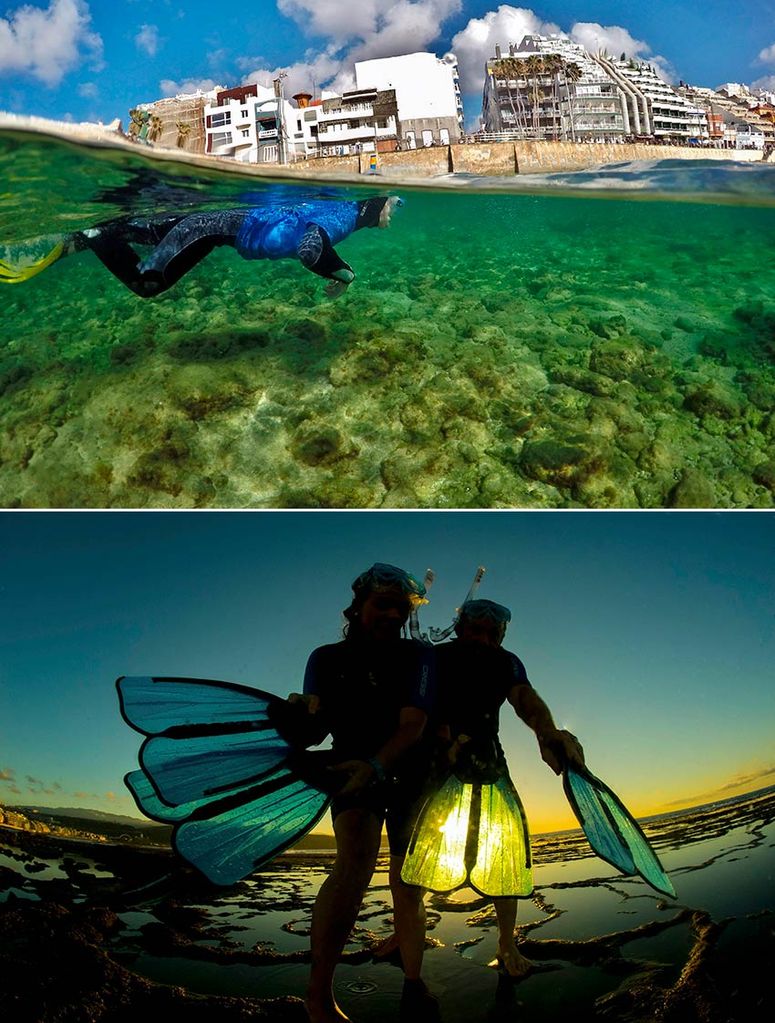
1;189;774;509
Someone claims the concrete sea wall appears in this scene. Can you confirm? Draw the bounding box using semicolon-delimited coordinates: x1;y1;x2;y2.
284;140;764;179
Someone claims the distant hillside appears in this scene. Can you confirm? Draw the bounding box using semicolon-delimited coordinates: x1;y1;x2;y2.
9;805;150;827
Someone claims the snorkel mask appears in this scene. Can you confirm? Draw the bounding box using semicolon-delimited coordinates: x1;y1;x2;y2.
351;563;429;609
458;599;512;626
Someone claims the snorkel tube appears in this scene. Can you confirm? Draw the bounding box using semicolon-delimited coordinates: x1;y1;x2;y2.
428;566;486;644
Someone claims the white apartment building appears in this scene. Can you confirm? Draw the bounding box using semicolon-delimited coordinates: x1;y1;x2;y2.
482;34;626;140
598;58;708;139
354;51;463;147
308;87;400;156
204;83;312;163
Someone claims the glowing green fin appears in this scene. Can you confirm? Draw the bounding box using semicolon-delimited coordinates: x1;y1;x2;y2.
0;242;64;283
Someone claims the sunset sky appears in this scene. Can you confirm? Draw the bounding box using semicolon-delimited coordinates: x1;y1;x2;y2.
1;510;773;835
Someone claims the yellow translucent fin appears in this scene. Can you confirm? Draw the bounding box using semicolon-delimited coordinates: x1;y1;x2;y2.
0;242;64;284
401;775;472;892
470;779;533;897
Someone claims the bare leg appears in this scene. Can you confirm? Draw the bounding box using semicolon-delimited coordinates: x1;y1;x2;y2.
389;855;426;980
494;898;533;978
307;808;383;1023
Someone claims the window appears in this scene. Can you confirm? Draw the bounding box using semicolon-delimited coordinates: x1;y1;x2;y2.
240;128;250;137
210;111;231;127
304;109;317;121
210;131;232;148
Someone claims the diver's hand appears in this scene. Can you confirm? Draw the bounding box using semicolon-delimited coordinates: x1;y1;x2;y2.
329;759;376;795
539;728;585;774
287;693;320;715
324;266;355;299
324;279;350;298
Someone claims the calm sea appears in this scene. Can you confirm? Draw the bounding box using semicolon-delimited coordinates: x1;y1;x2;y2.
1;129;774;509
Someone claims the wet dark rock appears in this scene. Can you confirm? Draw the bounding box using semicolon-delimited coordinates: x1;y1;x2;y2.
589;340;643;381
589;314;628;339
290;424;355;467
683;382;741;420
109;344;139;366
551;367;615;397
283;318;328;345
752;460;775;492
169;329;271;362
0;363;33;397
519;436;606;488
674;315;700;333
668;469;716;508
0;901;305;1022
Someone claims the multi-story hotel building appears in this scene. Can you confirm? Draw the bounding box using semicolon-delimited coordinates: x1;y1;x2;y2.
482;34;626;141
596;57;708;139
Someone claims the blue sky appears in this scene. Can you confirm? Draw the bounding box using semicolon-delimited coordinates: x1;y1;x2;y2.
1;2;774;128
1;511;774;833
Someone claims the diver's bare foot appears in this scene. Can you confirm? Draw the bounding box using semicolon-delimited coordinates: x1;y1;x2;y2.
305;996;353;1022
378;196;402;227
372;931;400;959
495;944;533;978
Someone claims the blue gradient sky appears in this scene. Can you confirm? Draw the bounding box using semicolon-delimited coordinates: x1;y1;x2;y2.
1;511;773;833
0;2;773;128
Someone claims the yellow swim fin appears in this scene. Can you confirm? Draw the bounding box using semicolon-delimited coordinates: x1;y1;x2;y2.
0;241;65;284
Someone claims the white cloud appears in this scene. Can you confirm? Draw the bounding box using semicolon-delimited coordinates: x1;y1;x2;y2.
751;74;775;92
451;5;561;94
159;76;221;97
569;21;649;60
757;42;775;64
259;1;461;96
0;0;103;87
135;24;160;58
77;80;97;97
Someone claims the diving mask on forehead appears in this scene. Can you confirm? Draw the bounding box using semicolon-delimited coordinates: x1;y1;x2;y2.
352;562;429;607
458;599;512;625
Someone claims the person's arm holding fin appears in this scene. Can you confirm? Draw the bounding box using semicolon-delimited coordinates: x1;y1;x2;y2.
506;654;585;774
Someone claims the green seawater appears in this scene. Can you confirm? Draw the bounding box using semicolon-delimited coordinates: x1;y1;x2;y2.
1;128;774;508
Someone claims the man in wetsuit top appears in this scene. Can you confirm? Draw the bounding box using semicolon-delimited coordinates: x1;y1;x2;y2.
290;563;438;1023
435;599;585;978
0;196;401;299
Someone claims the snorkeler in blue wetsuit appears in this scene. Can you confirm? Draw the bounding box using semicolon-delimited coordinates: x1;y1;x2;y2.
0;196;401;299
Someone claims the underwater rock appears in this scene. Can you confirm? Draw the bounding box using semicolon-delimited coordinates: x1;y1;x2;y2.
752;460;775;492
668;469;717;508
589;340;644;381
518;435;607;489
168;328;271;361
289;423;357;467
589;314;628;339
683;381;742;421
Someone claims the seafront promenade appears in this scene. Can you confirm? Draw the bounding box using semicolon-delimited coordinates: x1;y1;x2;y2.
0;113;768;182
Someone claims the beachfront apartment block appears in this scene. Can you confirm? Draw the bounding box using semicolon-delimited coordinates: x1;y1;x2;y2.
482;35;626;141
203;83;312;163
600;58;708;139
481;34;709;142
354;52;464;147
308;87;400;157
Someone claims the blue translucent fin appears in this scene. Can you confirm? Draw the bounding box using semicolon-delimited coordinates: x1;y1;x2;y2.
117;675;282;736
117;675;335;884
564;765;676;898
175;763;331;885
